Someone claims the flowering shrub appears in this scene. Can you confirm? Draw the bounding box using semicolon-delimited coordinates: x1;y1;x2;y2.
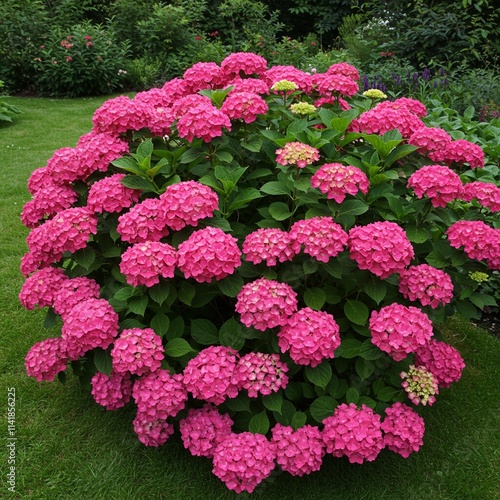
19;54;499;493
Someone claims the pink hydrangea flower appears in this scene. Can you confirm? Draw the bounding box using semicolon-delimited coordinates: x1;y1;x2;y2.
170;93;212;119
177;102;231;143
132;412;174;447
111;328;165;376
235;277;298;331
322;403;384;464
314;96;350;110
408;127;452;154
21;183;78;228
430;138;485;168
414;339;465;388
52;276;101;319
176;226;242;283
462;181;500;212
212;432;276;494
263;65;313;93
119;241;177;288
275;142;320;168
90;370;133;410
183;61;223;92
278;307;341;367
19;266;67;310
179;403;234;458
271;424;325;476
161;77;189;104
132;368;187;419
76;131;130;178
182;346;239;405
369;303;433;361
27;166;53;195
45;147;82;185
383;97;427;117
87;173;141;214
221;91;268;124
146;105;175;137
348;221;415;278
315;73;359;97
236;352;289;397
407;165;463;207
221;52;268;80
227;77;270;95
350;101;425;138
381;402;425;458
159;180;219;231
242;228;297;266
326;62;360;80
117;198;170;244
398;264;454;308
92;95;151;135
26;207;98;268
446;220;499;266
311;162;369;203
134;87;172;108
25;337;68;382
400;364;439;405
61;298;119;359
289;216;348;262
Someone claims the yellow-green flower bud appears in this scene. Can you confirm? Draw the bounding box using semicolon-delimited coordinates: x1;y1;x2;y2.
271;80;298;92
469;271;489;283
363;89;388;99
290;102;317;115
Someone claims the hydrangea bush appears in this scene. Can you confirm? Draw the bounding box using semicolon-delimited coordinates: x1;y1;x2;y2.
19;53;499;494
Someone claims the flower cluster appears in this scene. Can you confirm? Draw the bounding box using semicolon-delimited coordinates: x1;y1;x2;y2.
183;62;223;93
381;402;425;458
400;365;439;406
132;369;187;419
408;127;452;154
220;52;267;80
61;298;119;359
177;102;231;143
242;228;296;266
311;162;370;203
414;340;465;388
275;142;320;168
19;266;67;310
235;278;298;330
462;181;500;212
369;303;433;361
177;227;242;283
322;404;384;464
290;102;317;115
111;328;165;376
90;370;133;410
87;173;141;214
315;73;359;97
52;277;101;319
119;241;177;288
182;346;239;405
92;96;151;135
407;165;463;207
236;352;289;397
290;217;348;262
220;91;268;124
278;307;341;367
264;66;312;93
430;138;485;168
179;404;234;458
348;221;414;278
398;264;454;308
272;424;325;476
132;414;174;447
25;337;68;382
212;432;276;494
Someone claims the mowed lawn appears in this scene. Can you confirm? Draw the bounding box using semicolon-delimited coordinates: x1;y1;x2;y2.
1;96;499;500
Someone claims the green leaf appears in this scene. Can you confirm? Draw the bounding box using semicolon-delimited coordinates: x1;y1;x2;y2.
376;386;400;402
72;247;95;270
150;313;170;337
359;340;384;360
335;199;369;216
178;282;196;306
426;250;447;269
363;280;386;305
225;393;251;412
303;287;326;310
310;396;337;423
191;318;220;346
136;139;154;160
219;317;245;351
249;410;270;435
384;144;418;167
218;273;244;297
179;148;204;164
268;201;293;221
112;156;142;175
262;391;283;414
167;316;185;340
93;348;112;375
241;137;262;152
120;175;158;193
260;181;291;196
345;387;360;404
336;338;362;358
291;411;307;430
148;281;174;306
355;358;375;380
406;226;428;244
305;361;332;389
43;308;58;329
128;294;148;316
228;188;262;211
344;300;369;325
164;338;195;357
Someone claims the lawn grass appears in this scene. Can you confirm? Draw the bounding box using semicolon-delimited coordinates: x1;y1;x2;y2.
1;97;499;500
